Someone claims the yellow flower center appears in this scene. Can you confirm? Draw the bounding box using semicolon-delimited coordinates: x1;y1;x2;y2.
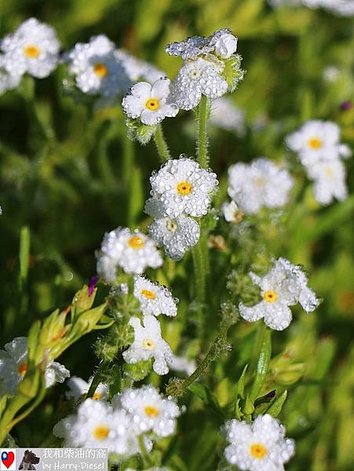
92;391;102;400
144;405;160;418
128;235;145;249
308;137;323;150
93;63;109;78
263;290;278;303
177;181;193;196
145;98;160;111
250;443;267;459
141;289;157;300
143;339;155;350
23;45;40;59
17;362;28;377
166;219;178;232
92;425;109;441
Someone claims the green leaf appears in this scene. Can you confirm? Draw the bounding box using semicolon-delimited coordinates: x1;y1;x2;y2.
19;226;30;289
250;327;272;402
266;390;288;417
188;383;225;419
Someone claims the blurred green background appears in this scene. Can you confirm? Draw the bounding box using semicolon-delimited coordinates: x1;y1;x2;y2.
1;0;354;469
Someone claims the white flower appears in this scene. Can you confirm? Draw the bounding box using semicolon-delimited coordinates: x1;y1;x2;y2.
228;158;294;215
123;315;173;375
149;157;218;218
122;78;178;125
169;58;228;110
66;35;130;97
134;276;178;317
214;33;238;58
96;227;163;282
168;354;196;376
221;200;243;223
1;18;60;78
285;120;351;168
239;258;319;330
0;337;69;395
0;56;22;95
223;414;295;470
114;385;180;437
210;97;245;134
307;159;347;205
66;376;109;401
53;399;142;456
166;28;236;60
115;49;165;84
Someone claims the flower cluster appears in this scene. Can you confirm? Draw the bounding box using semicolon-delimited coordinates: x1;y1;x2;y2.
226;158;294;215
239;258;319;330
286;120;352;205
166;29;244;110
54;385;180;460
0;337;69;395
145;156;218;259
223;414;295;470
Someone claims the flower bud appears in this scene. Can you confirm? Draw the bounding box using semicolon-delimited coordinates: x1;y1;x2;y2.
215;33;237;58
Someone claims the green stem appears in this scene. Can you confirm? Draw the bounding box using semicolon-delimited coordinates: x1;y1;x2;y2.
197;95;209;168
154;123;171;161
122;128;134;185
85;362;105;400
138;434;154;468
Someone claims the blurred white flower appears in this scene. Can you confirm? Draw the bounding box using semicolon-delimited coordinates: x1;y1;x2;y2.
96;227;163;282
239;258;319;330
210;97;245;134
307;159;347;205
123;315;173;375
115;49;165;84
221;200;244;223
0;55;22;94
134;276;178;317
66;376;109;401
1;18;60;78
228;158;294;215
122;78;178;125
114;385;180;437
223;414;295;470
168;354;196;376
149;157;218;218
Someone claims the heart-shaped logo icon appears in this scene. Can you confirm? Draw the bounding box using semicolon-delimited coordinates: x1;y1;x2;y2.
1;451;15;469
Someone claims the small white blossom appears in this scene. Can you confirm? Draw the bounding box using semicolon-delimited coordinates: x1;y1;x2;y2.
66;35;130;97
53;399;143;456
122;78;178;125
115;49;165;84
134;276;178;317
149;157;218;218
66;376;109;401
228;158;294;215
123;315;173;375
223;414;295;470
221;200;243;223
210;97;245;134
0;337;69;395
307;159;347;205
169;58;228;110
96;227;163;282
168;354;196;376
214;33;238;58
239;258;319;330
285;120;351;168
114;385;180;437
1;18;60;78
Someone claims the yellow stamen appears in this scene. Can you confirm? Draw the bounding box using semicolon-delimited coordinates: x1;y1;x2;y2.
176;181;192;196
93;63;109;78
250;443;267;459
17;363;28;377
23;45;40;59
263;290;278;303
308;137;323;150
92;392;102;400
128;235;145;249
166;219;178;232
143;339;155;350
92;425;109;441
145;98;160;111
144;405;160;418
141;289;157;300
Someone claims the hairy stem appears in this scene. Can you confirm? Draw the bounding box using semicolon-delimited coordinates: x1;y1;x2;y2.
196;95;209;168
154;123;171;161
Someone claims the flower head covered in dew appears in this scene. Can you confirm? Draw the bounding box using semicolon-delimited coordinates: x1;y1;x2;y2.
227;158;294;215
1;18;60;79
66;376;109;401
95;227;163;282
123;315;173;375
223;414;295;470
166;29;244;110
238;258;319;331
113;385;181;438
0;337;70;395
53;399;148;456
122;78;179;125
133;276;178;317
66;35;130;97
145;197;201;260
